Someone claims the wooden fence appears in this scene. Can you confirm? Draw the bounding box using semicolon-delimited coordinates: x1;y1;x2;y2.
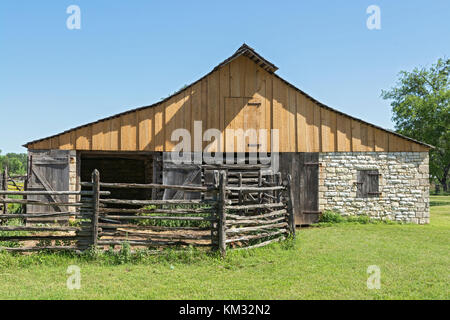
0;188;107;252
0;168;295;255
0;167;27;214
222;171;296;254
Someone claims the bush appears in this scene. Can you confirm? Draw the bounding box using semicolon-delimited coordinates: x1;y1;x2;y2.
346;215;371;224
316;211;396;226
319;211;345;223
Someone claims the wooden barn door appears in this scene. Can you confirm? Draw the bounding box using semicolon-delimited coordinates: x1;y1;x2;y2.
298;153;320;225
162;153;202;200
280;153;319;225
27;150;75;220
243;98;261;153
225;97;263;153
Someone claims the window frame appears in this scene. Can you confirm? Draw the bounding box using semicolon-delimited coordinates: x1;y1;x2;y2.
356;169;380;198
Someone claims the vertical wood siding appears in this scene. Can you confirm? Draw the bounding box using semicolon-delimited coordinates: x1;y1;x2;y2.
27;55;428;152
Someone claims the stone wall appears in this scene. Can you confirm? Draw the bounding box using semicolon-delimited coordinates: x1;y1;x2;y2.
68;152;78;212
318;152;429;224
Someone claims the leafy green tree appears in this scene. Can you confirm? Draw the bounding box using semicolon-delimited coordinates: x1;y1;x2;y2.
0;151;28;175
382;58;450;191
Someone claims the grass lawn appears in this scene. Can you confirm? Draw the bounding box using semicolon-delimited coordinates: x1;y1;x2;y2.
0;196;448;300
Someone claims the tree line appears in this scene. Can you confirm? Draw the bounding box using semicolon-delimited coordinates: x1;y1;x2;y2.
0;151;27;175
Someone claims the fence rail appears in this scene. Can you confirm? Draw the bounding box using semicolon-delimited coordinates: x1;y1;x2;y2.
0;167;295;255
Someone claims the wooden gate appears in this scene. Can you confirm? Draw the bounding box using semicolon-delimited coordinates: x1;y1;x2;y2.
27;150;76;222
280;153;320;225
162;153;202;200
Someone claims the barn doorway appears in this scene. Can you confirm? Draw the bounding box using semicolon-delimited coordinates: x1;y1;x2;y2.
79;152;159;202
280;153;320;226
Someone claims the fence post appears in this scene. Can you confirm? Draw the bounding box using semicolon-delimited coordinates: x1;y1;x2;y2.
218;170;227;257
286;174;296;239
276;172;282;204
91;169;100;248
23;175;28;214
210;170;220;249
2;166;8;214
257;170;263;214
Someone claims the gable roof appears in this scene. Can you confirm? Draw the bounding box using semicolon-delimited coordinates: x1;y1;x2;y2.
24;44;433;149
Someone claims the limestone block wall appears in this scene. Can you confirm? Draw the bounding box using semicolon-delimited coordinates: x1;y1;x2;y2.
318;152;429;224
68;153;78;212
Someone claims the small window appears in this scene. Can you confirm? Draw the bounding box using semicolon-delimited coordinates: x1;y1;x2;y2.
357;170;380;198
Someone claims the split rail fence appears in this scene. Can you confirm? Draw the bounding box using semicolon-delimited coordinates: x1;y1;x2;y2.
0;167;27;214
0;168;295;255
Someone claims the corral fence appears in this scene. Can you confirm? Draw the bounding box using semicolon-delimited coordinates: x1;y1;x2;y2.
0;166;27;214
0;168;295;256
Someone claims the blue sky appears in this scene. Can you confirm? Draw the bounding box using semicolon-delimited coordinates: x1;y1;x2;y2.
0;0;449;153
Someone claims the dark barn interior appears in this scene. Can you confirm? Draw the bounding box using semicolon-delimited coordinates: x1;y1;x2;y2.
80;152;155;202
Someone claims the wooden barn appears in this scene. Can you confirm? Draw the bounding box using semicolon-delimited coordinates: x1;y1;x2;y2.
24;44;432;225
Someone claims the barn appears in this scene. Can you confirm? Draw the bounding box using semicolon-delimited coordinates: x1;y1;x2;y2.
24;44;432;225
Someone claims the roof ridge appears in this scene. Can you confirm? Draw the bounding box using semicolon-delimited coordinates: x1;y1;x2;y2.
23;45;433;149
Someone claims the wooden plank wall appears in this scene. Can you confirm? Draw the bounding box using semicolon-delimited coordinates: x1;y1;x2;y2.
27;150;72;215
279;153;320;225
27;56;428;153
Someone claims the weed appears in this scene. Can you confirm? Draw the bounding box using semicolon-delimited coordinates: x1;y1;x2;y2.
319;210;345;223
135;204;212;228
315;211;399;227
0;219;27;248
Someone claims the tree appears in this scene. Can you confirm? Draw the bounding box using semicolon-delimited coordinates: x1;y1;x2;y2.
382;58;450;192
0;151;28;175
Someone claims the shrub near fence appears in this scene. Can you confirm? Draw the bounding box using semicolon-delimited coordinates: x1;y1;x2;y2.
0;169;295;255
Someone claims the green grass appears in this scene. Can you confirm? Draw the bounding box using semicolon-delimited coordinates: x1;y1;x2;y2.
0;196;448;300
0;219;28;248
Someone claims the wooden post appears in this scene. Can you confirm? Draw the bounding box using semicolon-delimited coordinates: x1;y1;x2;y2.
152;153;162;200
91;169;100;247
238;173;243;216
218;170;227;257
286;174;296;238
276;172;282;204
258;170;263;214
258;170;263;202
210;170;219;249
23;174;28;214
238;173;243;205
2;167;8;214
